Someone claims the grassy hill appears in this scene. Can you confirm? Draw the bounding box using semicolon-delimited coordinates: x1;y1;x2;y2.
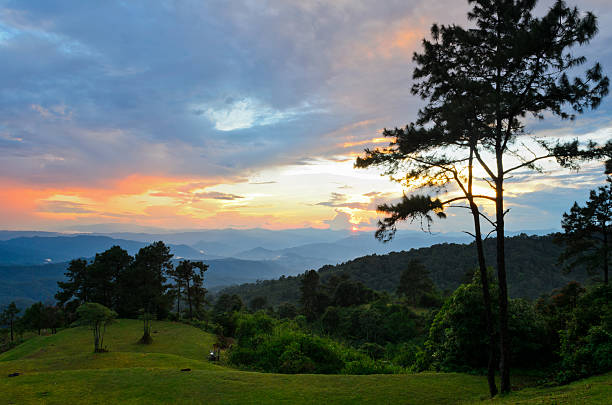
0;319;610;404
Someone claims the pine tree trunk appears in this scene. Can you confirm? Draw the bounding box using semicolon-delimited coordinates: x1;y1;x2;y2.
177;283;181;318
94;324;100;352
603;228;609;284
187;279;193;319
471;202;498;397
496;176;511;394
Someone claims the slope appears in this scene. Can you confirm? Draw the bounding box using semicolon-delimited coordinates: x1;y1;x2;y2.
0;320;610;404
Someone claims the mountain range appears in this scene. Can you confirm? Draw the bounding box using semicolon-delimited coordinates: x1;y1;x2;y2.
0;227;557;307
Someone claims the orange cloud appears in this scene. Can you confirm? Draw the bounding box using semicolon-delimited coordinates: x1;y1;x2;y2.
0;174;243;229
341;136;388;148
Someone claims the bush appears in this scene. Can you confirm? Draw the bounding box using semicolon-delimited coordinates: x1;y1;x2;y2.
278;342;316;373
359;342;385;360
341;357;403;375
229;312;345;374
389;343;419;368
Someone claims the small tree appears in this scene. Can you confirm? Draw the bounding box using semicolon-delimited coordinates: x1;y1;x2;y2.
1;302;20;343
76;303;117;353
138;309;155;345
558;178;612;284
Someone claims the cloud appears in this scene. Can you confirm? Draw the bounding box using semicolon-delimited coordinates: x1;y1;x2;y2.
316;192;348;207
148;182;246;204
324;210;353;230
30;104;72;120
36;200;94;214
198;97;318;131
193;191;244;201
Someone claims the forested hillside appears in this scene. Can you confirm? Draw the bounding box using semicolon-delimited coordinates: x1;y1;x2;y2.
220;234;587;306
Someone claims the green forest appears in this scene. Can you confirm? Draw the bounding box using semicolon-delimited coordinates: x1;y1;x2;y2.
220;234;588;307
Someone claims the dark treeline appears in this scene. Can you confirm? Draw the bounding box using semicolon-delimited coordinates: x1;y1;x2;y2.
55;242;208;321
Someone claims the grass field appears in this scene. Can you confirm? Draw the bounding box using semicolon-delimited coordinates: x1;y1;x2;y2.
0;319;610;404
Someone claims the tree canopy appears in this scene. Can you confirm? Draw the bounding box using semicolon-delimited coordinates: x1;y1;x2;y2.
559;178;612;284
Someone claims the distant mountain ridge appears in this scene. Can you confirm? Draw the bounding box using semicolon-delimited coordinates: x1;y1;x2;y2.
0;228;564;308
0;235;206;266
220;234;587;306
0;257;295;307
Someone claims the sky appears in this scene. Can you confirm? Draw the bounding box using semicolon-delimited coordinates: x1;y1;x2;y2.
0;0;611;234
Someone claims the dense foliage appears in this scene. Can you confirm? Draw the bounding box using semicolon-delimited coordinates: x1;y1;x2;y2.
54;242;209;322
557;284;612;383
228;312;403;375
422;272;550;373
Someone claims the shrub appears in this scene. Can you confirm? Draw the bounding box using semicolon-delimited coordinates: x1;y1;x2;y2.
359;342;385;360
228;312;345;374
341;357;403;375
278;342;316;374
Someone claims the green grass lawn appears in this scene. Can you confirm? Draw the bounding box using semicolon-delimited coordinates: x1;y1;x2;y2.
0;319;610;404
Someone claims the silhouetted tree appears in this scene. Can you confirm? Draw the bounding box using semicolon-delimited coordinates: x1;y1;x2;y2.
41;305;63;334
56;258;89;307
213;294;244;337
358;0;609;393
277;303;298;319
116;241;173;320
55;246;131;312
559;178;612;284
88;246;132;308
169;260;208;319
214;293;243;314
332;280;377;307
